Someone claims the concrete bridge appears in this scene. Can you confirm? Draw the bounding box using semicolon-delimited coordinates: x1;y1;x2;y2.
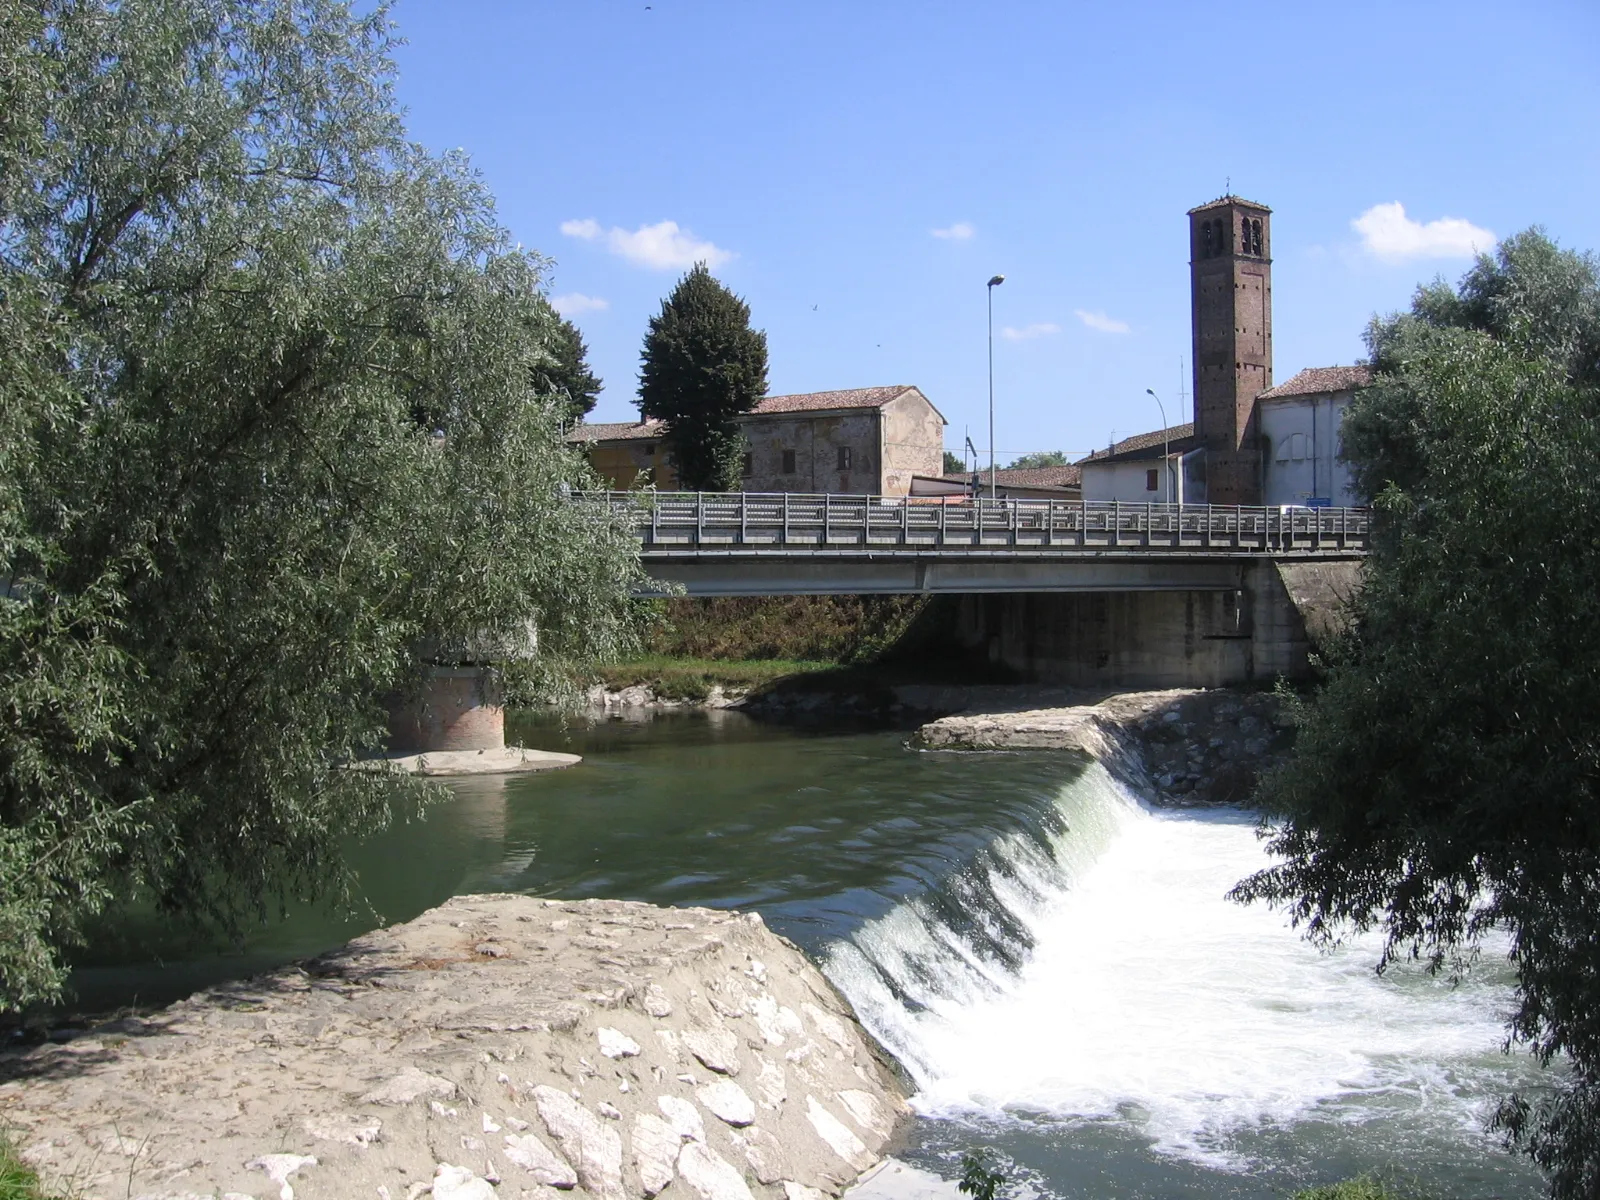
583;491;1368;597
584;491;1367;691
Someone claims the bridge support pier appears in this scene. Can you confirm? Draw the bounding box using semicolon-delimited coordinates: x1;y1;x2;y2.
386;665;506;754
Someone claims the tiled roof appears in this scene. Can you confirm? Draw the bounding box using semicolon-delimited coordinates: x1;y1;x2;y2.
567;386;942;443
567;419;667;444
1258;365;1372;400
751;385;925;415
1187;193;1272;215
943;465;1082;488
1077;423;1196;465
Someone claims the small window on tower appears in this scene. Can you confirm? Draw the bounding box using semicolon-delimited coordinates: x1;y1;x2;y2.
1146;469;1159;492
836;446;852;470
741;452;753;478
1253;219;1264;256
1201;221;1214;258
782;449;796;474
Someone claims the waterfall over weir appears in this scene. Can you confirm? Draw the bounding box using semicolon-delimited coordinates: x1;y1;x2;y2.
822;760;1540;1172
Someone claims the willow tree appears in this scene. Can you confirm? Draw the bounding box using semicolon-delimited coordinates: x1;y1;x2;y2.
1234;232;1600;1197
638;264;768;491
0;0;645;1010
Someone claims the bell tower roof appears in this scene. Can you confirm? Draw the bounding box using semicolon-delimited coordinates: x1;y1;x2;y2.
1187;194;1272;216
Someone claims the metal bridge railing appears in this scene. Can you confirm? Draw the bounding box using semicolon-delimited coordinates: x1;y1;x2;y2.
577;491;1371;554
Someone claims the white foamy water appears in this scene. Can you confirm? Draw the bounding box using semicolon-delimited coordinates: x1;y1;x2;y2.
825;761;1544;1170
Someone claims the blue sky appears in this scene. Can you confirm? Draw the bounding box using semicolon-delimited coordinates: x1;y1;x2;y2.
390;1;1599;463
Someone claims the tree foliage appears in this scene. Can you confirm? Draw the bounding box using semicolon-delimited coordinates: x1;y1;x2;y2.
531;295;602;424
638;264;768;491
1006;451;1068;469
0;0;645;1010
1233;231;1600;1196
942;450;966;475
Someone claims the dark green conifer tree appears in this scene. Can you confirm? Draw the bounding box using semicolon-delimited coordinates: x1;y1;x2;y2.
532;296;602;424
638;264;768;491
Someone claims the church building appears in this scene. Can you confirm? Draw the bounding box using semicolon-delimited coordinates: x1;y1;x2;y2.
1080;194;1367;507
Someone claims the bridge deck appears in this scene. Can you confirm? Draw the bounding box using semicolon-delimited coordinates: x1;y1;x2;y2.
586;491;1370;556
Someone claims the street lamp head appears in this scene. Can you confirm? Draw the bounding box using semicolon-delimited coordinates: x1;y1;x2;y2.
1145;388;1157;397
987;275;1005;288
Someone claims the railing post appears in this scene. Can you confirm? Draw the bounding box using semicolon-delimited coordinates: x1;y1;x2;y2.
782;491;790;545
739;492;747;545
938;495;947;545
824;493;831;545
650;494;659;545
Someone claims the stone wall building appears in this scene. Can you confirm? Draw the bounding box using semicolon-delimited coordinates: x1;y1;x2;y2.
570;385;945;495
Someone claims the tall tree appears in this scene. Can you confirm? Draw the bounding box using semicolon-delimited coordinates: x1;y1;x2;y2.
1006;451;1068;469
942;450;967;474
0;0;645;1010
638;263;768;491
531;295;602;424
1232;231;1600;1197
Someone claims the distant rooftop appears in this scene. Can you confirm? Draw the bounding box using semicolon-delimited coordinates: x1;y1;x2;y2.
1259;365;1372;400
567;418;667;444
942;464;1082;489
754;385;933;416
1077;423;1197;465
567;386;939;443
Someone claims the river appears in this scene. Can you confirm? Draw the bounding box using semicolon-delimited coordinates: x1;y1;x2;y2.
66;709;1552;1197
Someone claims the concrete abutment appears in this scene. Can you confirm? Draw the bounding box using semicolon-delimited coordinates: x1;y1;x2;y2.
949;558;1362;688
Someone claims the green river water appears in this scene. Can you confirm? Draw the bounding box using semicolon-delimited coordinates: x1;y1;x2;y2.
61;709;1552;1199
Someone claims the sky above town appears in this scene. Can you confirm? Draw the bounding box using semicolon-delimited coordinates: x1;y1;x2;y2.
389;0;1599;462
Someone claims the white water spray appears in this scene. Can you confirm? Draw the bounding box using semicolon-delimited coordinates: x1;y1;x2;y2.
824;761;1540;1170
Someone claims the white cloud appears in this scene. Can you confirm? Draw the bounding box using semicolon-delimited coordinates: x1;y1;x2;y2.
931;222;975;240
1000;322;1061;341
1073;309;1131;335
560;217;734;270
550;292;608;316
1352;202;1495;262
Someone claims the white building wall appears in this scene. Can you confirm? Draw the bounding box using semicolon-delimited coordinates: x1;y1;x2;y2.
1081;459;1178;503
1259;389;1360;506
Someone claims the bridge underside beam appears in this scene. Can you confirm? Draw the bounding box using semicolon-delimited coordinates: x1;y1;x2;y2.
638;554;1283;597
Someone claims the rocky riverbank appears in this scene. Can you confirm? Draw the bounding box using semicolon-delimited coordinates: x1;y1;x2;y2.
914;686;1292;807
1;896;907;1200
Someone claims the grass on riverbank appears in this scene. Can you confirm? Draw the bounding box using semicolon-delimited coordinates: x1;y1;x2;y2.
593;656;832;700
0;1139;53;1200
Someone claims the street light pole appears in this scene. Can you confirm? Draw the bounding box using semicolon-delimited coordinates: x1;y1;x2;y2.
987;274;1005;500
1145;388;1172;504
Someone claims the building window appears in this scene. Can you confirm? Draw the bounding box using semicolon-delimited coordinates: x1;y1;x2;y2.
782;449;796;474
1145;468;1159;492
1201;221;1214;258
1252;219;1264;256
741;452;753;478
644;443;655;457
836;446;852;470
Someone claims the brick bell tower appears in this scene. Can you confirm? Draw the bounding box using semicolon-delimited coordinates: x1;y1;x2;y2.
1188;195;1272;505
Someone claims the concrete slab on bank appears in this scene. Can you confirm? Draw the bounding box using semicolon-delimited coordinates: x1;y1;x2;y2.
359;745;582;776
